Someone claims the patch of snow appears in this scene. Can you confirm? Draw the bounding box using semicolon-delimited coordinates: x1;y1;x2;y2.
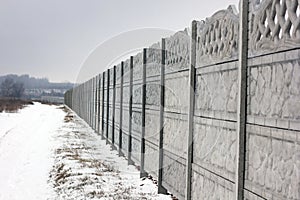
49;107;173;200
0;103;173;200
0;102;65;200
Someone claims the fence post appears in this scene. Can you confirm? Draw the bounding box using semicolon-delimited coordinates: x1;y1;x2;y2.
87;80;89;124
86;82;88;123
86;81;88;123
79;86;81;117
128;56;134;165
89;79;91;124
85;83;87;122
88;80;90;124
82;84;83;118
80;85;82;118
158;38;167;194
94;77;96;130
91;79;93;127
90;79;92;127
106;69;110;143
97;74;101;134
82;84;84;119
91;79;93;128
92;78;95;129
112;66;117;149
93;78;95;128
94;76;97;130
85;82;87;123
79;86;80;117
119;62;124;156
89;80;92;126
235;1;249;200
78;84;85;119
86;82;87;122
84;82;86;122
185;20;197;200
101;72;105;139
85;82;87;122
140;48;147;178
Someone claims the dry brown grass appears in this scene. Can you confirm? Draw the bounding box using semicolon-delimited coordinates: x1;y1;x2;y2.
51;163;72;187
0;98;33;112
57;105;74;122
64;114;73;122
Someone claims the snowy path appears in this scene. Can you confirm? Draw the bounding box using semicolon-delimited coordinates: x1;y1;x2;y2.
0;103;172;200
0;102;64;199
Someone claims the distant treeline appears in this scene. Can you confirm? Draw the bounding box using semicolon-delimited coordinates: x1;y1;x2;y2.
0;74;74;89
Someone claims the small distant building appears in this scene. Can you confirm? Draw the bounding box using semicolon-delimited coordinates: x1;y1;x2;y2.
41;96;64;104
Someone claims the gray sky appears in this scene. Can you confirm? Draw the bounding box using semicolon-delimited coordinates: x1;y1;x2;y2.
0;0;238;83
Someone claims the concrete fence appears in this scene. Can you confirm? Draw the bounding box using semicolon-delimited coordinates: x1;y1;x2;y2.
64;0;300;199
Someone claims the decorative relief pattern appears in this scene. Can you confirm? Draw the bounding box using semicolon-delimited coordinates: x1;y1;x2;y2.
145;110;160;143
249;0;300;55
121;133;128;155
110;67;114;84
133;53;143;81
131;137;141;163
114;127;119;145
248;60;300;122
147;42;161;63
195;67;238;118
193;120;237;181
163;115;188;157
165;74;189;114
115;107;120;125
132;84;142;105
192;171;235;200
196;5;239;66
122;86;129;104
123;59;130;83
115;87;120;104
162;154;186;199
146;43;161;77
145;83;160;107
246;126;300;200
165;29;190;71
122;108;129;132
115;63;121;84
144;143;159;176
132;111;142;134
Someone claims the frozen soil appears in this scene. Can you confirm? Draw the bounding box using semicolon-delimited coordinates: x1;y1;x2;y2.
48;106;172;200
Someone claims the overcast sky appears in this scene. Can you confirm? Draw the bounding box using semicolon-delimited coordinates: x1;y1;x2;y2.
0;0;238;83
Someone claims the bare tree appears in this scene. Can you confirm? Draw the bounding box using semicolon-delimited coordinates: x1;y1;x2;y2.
12;82;24;98
0;78;24;98
0;78;14;97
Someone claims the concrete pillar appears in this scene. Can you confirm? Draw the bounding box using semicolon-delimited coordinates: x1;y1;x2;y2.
101;72;105;140
106;69;110;144
158;38;167;194
119;62;124;156
185;20;197;200
140;48;147;178
235;0;249;199
128;56;134;165
112;66;116;149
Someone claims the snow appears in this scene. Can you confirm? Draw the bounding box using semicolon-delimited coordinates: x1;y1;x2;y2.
0;102;172;200
0;102;64;200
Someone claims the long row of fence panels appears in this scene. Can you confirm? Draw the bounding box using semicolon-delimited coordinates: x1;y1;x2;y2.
65;0;300;199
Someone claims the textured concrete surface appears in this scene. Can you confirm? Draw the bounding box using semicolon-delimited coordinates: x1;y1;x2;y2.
65;1;300;199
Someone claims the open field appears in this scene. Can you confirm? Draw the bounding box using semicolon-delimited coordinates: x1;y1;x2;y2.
0;98;33;112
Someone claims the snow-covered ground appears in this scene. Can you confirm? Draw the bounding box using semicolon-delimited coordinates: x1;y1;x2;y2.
0;102;172;200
